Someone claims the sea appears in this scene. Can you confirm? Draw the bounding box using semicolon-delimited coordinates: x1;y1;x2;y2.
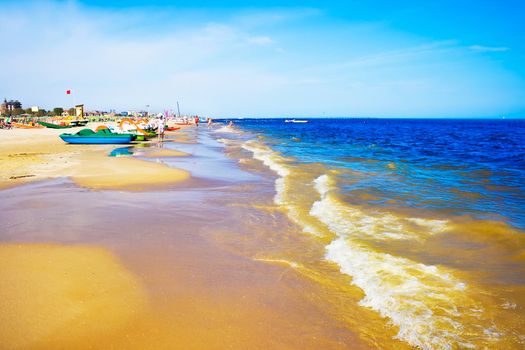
209;118;525;350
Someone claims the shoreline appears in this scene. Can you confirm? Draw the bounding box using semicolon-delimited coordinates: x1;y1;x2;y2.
0;125;370;349
2;121;523;349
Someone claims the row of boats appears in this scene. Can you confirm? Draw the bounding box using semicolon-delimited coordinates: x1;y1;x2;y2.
5;117;185;144
9;120;89;129
59;118;183;144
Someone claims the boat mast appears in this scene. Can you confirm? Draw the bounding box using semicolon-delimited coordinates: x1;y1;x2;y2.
177;101;181;118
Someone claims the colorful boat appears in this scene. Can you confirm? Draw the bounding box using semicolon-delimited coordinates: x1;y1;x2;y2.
38;121;74;129
60;128;133;144
99;124;154;141
11;122;43;129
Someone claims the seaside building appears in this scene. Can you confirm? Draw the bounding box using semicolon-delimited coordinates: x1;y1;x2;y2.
1;98;22;114
75;104;84;118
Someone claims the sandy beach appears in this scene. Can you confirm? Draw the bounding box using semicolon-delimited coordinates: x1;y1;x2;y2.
0;125;370;350
0;126;189;190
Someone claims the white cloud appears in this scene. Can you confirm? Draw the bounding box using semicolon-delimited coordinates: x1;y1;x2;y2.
247;36;274;46
469;45;509;53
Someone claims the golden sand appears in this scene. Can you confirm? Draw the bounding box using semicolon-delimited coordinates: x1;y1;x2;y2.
68;150;189;190
0;240;364;350
140;148;189;158
0;244;146;350
0;127;189;190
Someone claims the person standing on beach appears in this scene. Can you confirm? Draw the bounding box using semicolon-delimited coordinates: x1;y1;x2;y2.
194;116;199;127
158;115;165;143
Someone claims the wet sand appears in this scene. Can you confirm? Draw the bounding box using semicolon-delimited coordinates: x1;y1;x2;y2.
0;180;365;350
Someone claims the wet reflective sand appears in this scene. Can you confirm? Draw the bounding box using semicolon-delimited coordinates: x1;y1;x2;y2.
0;179;365;349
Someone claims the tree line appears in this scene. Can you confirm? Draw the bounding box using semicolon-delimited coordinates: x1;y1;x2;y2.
1;107;76;117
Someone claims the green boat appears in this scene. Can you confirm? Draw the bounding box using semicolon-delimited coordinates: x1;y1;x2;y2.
38;121;74;129
140;131;157;140
60;128;135;144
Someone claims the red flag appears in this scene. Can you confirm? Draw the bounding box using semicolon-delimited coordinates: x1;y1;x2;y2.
66;90;71;95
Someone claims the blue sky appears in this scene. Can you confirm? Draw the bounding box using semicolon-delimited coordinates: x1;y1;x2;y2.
1;0;524;117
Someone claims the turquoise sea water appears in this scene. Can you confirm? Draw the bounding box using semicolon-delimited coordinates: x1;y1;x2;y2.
218;118;525;229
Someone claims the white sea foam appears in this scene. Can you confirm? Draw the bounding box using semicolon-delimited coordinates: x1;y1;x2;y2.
242;140;290;205
313;175;448;241
501;301;517;310
407;218;448;234
216;137;238;145
311;174;482;349
240;141;496;349
242;140;321;236
214;125;242;134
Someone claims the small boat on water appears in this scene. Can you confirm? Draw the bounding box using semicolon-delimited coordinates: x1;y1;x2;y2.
60;128;133;144
285;119;308;123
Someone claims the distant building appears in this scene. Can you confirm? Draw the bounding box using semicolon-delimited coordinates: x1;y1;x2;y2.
1;99;22;114
75;104;84;118
31;106;39;112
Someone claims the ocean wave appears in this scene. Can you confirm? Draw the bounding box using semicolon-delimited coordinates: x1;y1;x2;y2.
311;174;492;349
313;175;448;241
242;140;290;205
218;122;524;349
239;139;505;349
214;125;243;134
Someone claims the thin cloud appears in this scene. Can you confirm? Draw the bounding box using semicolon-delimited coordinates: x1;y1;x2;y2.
247;36;274;46
469;45;509;53
314;40;459;71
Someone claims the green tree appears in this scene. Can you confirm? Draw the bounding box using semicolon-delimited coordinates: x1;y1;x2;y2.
67;107;75;116
24;108;33;115
12;108;24;116
52;107;64;116
36;109;46;117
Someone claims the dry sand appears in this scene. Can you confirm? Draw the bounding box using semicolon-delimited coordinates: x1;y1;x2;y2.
0;244;147;349
0;126;189;190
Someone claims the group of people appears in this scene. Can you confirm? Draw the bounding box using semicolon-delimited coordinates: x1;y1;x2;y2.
156;115;214;142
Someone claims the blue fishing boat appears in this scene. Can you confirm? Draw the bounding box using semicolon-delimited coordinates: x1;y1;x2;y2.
60;128;133;144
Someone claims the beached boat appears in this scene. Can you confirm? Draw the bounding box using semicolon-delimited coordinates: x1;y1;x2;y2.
38;121;74;129
60;128;133;144
69;120;89;127
285;119;308;123
11;122;43;129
